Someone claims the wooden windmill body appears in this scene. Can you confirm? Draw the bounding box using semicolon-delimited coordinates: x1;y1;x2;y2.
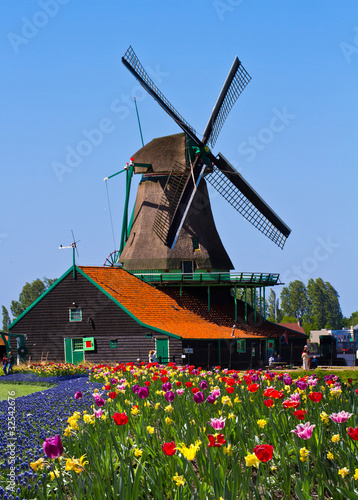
119;133;233;272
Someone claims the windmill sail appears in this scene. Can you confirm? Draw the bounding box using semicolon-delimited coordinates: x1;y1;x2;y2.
203;57;251;148
121;46;291;252
205;153;291;248
122;46;201;146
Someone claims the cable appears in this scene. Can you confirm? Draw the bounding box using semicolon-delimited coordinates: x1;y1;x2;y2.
105;179;117;251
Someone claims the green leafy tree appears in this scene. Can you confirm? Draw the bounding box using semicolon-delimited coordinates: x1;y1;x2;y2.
10;277;57;319
306;278;342;330
267;290;277;321
2;306;11;332
280;280;308;321
342;311;358;328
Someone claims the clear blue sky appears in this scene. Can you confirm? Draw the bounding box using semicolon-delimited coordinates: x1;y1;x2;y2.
1;1;357;319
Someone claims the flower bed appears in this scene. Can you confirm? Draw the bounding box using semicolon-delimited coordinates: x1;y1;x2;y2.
16;363;89;378
1;364;358;499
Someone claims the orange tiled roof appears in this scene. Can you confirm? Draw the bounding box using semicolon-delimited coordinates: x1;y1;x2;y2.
79;267;307;341
79;266;258;340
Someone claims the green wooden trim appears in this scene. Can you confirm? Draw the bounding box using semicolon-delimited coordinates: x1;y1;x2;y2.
76;267;182;340
9;267;74;330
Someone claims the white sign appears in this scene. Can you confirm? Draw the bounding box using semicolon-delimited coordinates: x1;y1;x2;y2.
184;348;193;354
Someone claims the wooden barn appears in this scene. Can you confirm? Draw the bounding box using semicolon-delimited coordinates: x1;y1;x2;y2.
8;265;307;368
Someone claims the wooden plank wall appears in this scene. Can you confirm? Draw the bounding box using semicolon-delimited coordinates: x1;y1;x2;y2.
9;272;183;365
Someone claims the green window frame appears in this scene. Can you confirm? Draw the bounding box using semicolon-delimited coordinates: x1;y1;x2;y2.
69;308;82;322
237;339;246;353
73;338;84;351
110;339;117;348
192;237;200;251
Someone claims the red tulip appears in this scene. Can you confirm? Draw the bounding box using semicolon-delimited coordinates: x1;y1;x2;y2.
347;427;358;441
112;412;128;425
207;434;226;447
308;392;323;403
253;444;274;462
162;441;176;455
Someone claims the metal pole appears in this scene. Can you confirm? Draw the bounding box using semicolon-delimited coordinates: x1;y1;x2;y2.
234;285;237;323
134;97;145;147
245;287;247;323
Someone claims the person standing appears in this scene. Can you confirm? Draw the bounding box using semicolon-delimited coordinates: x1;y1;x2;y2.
302;346;309;370
2;354;8;375
7;351;14;375
148;350;157;363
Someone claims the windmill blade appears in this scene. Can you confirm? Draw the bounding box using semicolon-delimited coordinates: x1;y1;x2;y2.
71;229;80;257
203;57;251;148
165;158;206;249
122;46;202;146
206;153;291;249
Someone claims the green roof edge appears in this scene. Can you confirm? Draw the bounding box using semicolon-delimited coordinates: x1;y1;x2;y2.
9;267;74;329
76;267;182;340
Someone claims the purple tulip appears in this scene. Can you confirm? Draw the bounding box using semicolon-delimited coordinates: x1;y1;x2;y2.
165;391;175;402
132;384;139;394
74;391;82;400
43;435;63;459
162;382;172;392
199;380;208;390
283;374;293;385
251;373;259;383
95;397;105;407
137;387;149;399
206;394;216;404
193;391;205;404
295;379;307;390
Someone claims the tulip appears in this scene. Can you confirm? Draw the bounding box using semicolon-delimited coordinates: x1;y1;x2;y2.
329;411;353;423
74;391;82;400
291;422;315;439
208;416;226;430
43;435;63;459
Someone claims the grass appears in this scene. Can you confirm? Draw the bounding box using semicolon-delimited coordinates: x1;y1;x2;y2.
0;383;53;401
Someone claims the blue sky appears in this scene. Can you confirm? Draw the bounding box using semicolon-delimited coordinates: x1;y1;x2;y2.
1;1;357;319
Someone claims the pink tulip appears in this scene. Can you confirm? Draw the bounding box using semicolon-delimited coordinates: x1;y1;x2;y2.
208;416;226;430
329;411;353;423
291;422;315;439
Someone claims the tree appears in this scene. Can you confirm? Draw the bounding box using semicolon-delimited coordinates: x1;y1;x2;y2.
342;311;358;329
306;278;342;330
267;290;277;321
280;280;308;321
10;277;57;319
2;306;10;332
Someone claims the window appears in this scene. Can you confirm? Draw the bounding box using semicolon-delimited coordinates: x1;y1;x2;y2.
237;339;246;353
110;339;117;348
69;308;82;322
73;339;84;351
192;237;200;251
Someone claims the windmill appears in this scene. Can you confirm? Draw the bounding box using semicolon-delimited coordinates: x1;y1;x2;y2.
116;47;291;274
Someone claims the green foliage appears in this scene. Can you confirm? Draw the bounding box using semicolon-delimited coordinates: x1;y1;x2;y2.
278;278;343;332
10;277;57;319
280;280;308;320
1;305;10;332
280;315;297;323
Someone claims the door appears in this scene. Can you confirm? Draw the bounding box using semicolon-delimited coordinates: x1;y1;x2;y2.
64;338;84;364
182;260;194;280
156;338;169;364
72;338;84;364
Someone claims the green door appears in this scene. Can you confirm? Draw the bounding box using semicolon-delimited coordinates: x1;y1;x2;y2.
64;338;84;364
64;338;72;363
72;338;84;364
156;338;169;364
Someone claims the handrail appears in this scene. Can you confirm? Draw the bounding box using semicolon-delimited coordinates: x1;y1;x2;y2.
129;271;280;286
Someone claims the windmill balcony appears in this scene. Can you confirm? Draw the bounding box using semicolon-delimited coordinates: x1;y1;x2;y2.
128;270;280;287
